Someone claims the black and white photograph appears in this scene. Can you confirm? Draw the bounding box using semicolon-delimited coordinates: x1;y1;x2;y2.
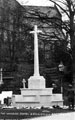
0;0;75;120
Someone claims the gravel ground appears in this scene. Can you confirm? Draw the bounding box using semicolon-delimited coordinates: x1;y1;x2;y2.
26;112;75;120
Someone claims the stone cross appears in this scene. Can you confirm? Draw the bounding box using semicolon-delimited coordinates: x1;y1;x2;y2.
22;79;26;88
30;25;42;76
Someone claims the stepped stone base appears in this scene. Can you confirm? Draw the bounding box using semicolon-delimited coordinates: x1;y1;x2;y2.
12;75;63;108
12;88;63;108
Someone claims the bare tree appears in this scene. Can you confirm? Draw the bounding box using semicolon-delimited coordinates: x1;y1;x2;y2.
49;0;75;95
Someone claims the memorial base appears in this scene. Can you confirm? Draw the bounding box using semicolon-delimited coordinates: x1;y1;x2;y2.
12;88;63;108
28;76;45;89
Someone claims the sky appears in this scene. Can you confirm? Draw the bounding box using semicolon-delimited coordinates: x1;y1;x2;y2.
16;0;54;6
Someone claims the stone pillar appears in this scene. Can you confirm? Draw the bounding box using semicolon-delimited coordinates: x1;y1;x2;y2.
30;25;41;76
28;25;45;89
34;25;39;76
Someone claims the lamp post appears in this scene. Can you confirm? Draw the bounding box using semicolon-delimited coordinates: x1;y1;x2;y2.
58;62;64;94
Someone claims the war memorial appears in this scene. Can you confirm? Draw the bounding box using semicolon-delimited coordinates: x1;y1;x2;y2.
12;25;63;108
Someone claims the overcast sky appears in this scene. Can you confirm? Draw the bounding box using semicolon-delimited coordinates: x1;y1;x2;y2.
16;0;54;6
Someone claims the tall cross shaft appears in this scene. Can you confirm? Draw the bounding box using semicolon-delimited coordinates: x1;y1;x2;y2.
30;25;42;76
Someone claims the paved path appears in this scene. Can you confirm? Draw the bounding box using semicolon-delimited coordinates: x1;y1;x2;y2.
27;112;75;120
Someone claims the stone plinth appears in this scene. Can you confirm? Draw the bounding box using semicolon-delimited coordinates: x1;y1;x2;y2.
12;88;53;108
28;76;45;89
12;88;63;108
21;88;52;95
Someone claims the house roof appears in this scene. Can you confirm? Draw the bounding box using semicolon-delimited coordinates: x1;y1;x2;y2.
22;5;62;19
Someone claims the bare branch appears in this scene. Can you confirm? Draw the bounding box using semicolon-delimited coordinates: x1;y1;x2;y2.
49;0;70;18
